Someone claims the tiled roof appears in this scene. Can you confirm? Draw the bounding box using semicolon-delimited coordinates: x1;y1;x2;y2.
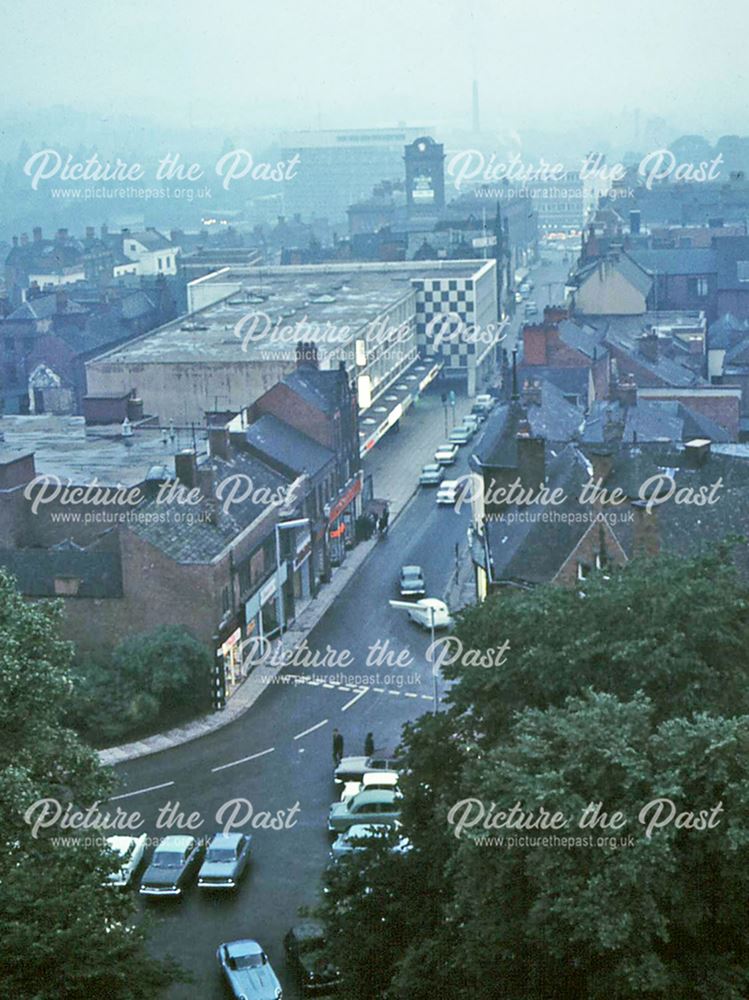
631;247;718;277
0;539;122;597
282;366;346;415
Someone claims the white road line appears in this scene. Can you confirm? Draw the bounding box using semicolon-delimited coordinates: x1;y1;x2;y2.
109;780;174;802
388;689;401;696
293;719;329;740
323;683;335;689
421;695;433;701
341;687;368;712
338;686;351;692
211;747;276;773
373;687;385;694
404;692;418;698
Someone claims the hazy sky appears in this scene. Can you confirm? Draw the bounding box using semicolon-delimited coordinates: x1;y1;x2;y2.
2;0;747;137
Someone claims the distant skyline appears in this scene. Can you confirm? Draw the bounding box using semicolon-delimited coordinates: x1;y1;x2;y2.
2;0;748;139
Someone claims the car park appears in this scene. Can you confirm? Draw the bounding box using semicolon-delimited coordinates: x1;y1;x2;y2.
105;834;147;887
449;426;472;445
399;564;425;597
328;788;402;834
406;597;453;630
434;442;459;465
197;832;252;890
340;770;400;803
217;939;283;999
139;835;203;898
436;480;461;505
284;921;340;995
418;462;444;486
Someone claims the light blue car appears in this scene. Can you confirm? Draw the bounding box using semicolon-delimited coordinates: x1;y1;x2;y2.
217;939;282;999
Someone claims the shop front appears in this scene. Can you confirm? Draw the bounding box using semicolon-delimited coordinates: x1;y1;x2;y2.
217;621;244;701
244;564;288;646
291;526;313;601
326;475;362;567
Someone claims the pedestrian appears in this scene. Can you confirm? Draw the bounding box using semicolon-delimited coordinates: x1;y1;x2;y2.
381;506;390;532
364;732;374;757
332;727;344;766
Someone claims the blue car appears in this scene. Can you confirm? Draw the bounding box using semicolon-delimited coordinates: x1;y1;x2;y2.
198;832;252;890
217;939;282;999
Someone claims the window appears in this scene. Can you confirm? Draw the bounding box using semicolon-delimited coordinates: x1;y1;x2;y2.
577;561;591;581
687;276;708;297
158;257;163;269
54;576;80;596
221;586;230;614
737;261;749;282
130;243;137;252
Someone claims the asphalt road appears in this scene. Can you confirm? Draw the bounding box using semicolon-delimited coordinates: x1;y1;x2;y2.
111;445;475;999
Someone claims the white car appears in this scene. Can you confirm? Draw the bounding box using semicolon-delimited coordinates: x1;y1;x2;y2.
436;480;461;505
449;426;472;445
329;822;411;860
407;598;453;630
434;443;459;465
340;770;400;803
105;834;148;887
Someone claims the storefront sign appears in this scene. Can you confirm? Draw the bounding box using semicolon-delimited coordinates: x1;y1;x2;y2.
294;529;312;570
327;477;362;524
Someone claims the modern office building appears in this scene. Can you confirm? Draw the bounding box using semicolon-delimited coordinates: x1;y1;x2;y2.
279;126;432;224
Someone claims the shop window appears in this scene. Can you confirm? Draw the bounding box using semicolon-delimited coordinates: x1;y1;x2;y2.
54;576;80;596
221;585;231;614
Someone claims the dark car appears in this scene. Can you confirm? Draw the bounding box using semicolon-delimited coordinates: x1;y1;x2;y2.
139;835;203;898
418;462;444;486
217;939;282;999
197;832;252;890
399;564;425;597
284;921;340;995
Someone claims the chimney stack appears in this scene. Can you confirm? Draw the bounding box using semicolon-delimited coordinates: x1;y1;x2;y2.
629;210;641;235
208;426;231;460
637;331;659;363
174;449;198;489
85;226;95;240
613;373;637;408
296;340;319;369
33;226;42;243
20;233;29;246
55;289;67;314
56;228;68;243
683;438;711;467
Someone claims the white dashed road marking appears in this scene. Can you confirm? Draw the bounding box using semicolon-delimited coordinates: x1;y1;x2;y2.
341;687;368;712
293;719;329;740
211;747;276;773
109;781;175;802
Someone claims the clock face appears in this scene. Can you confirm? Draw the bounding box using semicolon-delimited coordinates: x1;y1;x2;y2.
417;142;426;152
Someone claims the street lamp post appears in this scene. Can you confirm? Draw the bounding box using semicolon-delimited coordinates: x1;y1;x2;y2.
388;599;440;714
274;517;311;643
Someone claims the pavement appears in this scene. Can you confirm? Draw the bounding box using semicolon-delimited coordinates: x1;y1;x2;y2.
98;386;477;766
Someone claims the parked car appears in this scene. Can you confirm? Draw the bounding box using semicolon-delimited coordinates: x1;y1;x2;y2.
449;426;472;445
197;832;252;890
340;770;400;803
399;564;425;597
406;598;453;630
139;835;203;898
418;462;444;486
436;480;461;505
217;939;283;999
284;921;340;995
333;755;401;785
524;301;538;316
330;822;412;860
328;789;402;834
105;834;147;887
462;414;482;433
434;442;459;465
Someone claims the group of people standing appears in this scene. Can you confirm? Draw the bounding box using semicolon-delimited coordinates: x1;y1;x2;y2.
332;728;375;765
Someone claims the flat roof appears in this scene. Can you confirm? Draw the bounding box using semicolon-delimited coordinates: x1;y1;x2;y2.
0;415;205;486
90;261;491;366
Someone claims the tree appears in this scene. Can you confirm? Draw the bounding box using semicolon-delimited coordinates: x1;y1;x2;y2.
0;572;181;998
319;552;749;1000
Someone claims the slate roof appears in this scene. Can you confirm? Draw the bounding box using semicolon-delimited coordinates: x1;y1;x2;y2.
7;295;89;321
518;364;590;400
556;318;606;359
0;539;122;597
281;366;346;415
708;314;748;350
524;379;585;441
245;414;334;477
126;230;174;252
714;236;749;291
630;247;718;277
129;451;291;563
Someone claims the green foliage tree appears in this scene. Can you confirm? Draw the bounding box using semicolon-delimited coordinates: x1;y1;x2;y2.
68;626;212;745
0;572;181;998
320;552;749;1000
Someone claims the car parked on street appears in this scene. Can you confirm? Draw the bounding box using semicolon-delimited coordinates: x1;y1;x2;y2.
217;939;283;999
524;301;538;316
399;564;425;597
340;770;400;803
434;442;459;465
139;835;203;898
329;822;411;860
418;462;444;486
197;832;252;890
328;789;402;834
449;426;472;445
284;921;340;995
105;834;147;888
333;755;401;785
